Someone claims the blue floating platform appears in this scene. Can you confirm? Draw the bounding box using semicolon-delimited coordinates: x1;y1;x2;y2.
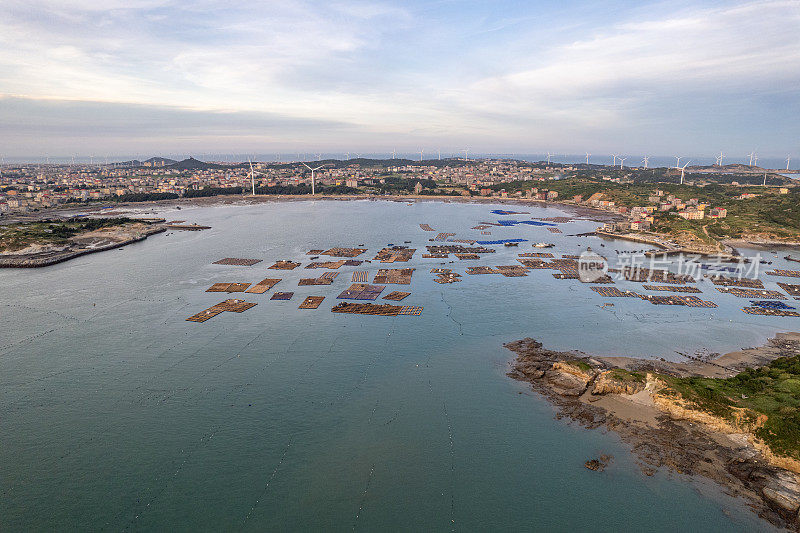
749;300;796;310
476;239;529;245
496;219;556;227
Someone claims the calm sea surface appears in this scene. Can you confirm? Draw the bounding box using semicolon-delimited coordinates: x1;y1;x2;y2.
3;200;794;531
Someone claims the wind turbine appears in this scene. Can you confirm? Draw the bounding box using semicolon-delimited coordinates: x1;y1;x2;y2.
619;157;626;169
787;155;792;171
391;149;396;159
546;152;552;164
437;149;441;160
248;158;256;195
585;153;590;165
301;162;328;195
679;161;691;185
753;154;759;167
642;155;649;169
763;171;768;186
674;156;682;169
611;154;617;166
463;149;469;161
716;151;724;166
419;149;424;162
748;151;755;167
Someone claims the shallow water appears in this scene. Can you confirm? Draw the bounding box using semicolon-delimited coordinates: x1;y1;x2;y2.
3;199;794;531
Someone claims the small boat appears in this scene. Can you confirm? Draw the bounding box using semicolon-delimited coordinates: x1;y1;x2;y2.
533;242;555;248
504;242;519;247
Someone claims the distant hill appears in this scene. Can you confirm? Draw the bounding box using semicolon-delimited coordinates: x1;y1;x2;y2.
168;157;225;170
143;157;177;166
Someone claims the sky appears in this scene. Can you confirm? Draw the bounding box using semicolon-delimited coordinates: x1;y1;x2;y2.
1;0;799;160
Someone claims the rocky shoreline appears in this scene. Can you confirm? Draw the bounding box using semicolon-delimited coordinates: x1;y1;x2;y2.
505;336;800;531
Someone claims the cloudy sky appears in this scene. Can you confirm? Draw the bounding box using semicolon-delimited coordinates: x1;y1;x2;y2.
1;0;799;159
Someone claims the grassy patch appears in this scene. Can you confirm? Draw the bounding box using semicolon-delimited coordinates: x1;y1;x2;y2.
609;368;646;383
662;355;800;460
0;217;139;252
566;360;593;373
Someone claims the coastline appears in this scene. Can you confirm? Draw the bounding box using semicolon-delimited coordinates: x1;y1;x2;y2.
505;335;800;530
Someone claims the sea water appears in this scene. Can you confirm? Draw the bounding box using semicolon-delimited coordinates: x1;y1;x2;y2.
2;200;792;531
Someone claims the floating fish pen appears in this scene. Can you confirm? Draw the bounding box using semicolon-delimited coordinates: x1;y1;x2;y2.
305;260;347;269
320;247;367;257
749;300;796;310
472;225;492;230
448;238;477;244
777;282;800;297
426;245;494;255
547;227;563;234
422;253;449;258
374;246;416;263
742;307;800;317
245;278;282;294
433;270;461;283
337;283;386;300
206;282;248;293
520;252;554;258
331;302;423;316
213;257;262;266
298;274;336;286
419;224;435;231
642;285;701;293
431;268;451;273
766;269;800;278
481;231;492;235
373;268;415;284
549;258;579;268
186;299;257;323
590;287;641;297
466;266;498;275
517;258;551;268
307;249;324;255
352;271;368;282
561;254;582;259
622;267;695;284
383;291;411;301
641;295;717;308
709;275;764;288
716;287;787;299
552;268;579;279
299;296;325;309
269;260;301;270
434;232;457;241
455;253;480;260
495;265;529;277
270;292;294;300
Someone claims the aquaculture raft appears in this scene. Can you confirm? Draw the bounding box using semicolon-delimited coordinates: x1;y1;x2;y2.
331;302;423;316
298;272;338;286
742;307;800;317
642;285;702;293
270;292;294;300
268;260;301;270
426;245;494;255
186;299;257;323
213;258;262;266
299;296;325;309
245;278;281;293
640;295;717;307
352;271;368;282
383;291;411;301
547;227;562;234
434;233;456;241
716;287;787;299
374;246;416;263
765;270;800;278
373;268;415;284
337;283;386;300
590;287;640;297
777;282;800;298
622;267;695;284
519;252;554;258
709;275;764;288
420;224;435;231
749;300;796;310
455;253;480;260
431;269;461;284
320;247;367;257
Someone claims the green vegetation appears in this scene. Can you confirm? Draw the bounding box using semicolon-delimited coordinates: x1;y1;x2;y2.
609;368;646;383
662;355;800;460
0;217;138;252
567;360;593;372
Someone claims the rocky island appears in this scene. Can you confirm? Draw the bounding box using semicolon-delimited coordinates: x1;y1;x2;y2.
506;334;800;530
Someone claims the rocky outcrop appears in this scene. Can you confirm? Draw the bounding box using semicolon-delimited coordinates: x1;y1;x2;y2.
591;370;646;396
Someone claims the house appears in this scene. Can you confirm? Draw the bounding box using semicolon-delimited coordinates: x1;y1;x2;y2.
678;208;705;220
708;207;727;218
413;182;423;194
345;178;358;188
